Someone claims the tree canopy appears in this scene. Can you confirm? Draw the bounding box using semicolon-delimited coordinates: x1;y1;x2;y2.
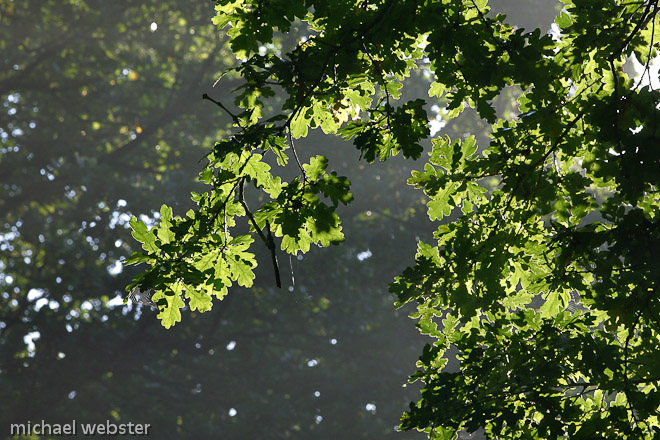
126;0;660;437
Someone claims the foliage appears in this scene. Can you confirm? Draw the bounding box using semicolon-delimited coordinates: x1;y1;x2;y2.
0;1;432;437
129;0;660;437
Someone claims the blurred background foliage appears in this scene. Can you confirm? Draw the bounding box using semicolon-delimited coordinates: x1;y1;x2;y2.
0;0;557;438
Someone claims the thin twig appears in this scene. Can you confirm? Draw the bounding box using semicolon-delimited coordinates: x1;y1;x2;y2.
289;253;295;287
287;125;307;181
202;93;242;125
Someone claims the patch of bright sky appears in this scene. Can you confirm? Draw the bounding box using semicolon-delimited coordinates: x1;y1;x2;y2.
23;331;40;356
429;104;446;137
141;212;159;227
631;53;660;90
28;288;60;312
357;249;372;261
106;294;125;307
258;43;277;56
109;212;131;229
107;260;123;275
548;22;561;42
27;288;43;301
80;300;93;311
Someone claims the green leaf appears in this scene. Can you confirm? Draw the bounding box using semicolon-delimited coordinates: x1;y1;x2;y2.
227;254;256;287
427;184;458;221
244;154;279;195
226;238;257;287
130;216;158;254
344;87;373;112
153;285;185;329
290;108;310;138
194;249;219;273
442;314;461;343
281;232;312;254
123;252;153;266
212;1;241;29
303;155;328;181
539;290;569;317
157;204;174;244
555;12;572;29
385;81;403;100
473;0;488;9
312;100;339;134
185;285;213;312
428;81;446;98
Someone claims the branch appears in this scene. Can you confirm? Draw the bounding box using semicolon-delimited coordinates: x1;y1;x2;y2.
202;93;242;125
608;0;658;62
265;220;282;288
238;179;282;288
